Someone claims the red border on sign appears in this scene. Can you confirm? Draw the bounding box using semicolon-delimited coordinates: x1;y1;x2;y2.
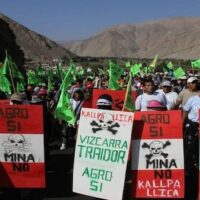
92;89;136;111
0;105;43;134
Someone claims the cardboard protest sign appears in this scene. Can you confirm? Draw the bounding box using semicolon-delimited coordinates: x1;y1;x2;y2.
92;89;136;111
73;108;133;200
0;105;45;188
131;111;184;198
0;100;10;105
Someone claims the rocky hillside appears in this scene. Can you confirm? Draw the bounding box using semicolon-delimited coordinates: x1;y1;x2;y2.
0;13;76;67
62;17;200;60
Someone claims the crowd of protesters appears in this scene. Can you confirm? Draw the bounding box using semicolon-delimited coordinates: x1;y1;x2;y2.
0;68;199;200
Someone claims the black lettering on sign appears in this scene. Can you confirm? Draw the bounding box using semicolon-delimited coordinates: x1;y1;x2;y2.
146;159;177;169
141;114;170;124
7;120;21;131
12;163;29;172
149;126;163;137
4;153;35;162
5;108;29;119
154;170;172;179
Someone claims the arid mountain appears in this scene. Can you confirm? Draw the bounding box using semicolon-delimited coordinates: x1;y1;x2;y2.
62;17;200;60
0;13;76;67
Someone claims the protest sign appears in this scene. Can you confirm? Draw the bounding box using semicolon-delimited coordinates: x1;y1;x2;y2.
0;100;10;105
73;108;133;200
131;110;184;198
92;89;136;111
0;105;45;188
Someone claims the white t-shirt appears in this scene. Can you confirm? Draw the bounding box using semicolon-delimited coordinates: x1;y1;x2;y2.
157;89;178;110
165;91;178;110
183;95;200;123
135;91;167;111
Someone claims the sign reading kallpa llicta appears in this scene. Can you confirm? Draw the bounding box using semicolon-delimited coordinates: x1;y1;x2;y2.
73;108;133;200
131;110;184;198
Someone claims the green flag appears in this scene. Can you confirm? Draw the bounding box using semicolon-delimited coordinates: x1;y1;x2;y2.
0;56;8;76
1;55;24;80
35;65;46;85
27;70;38;85
123;73;134;111
11;62;24;80
143;66;149;74
191;59;200;69
63;61;77;82
54;87;75;125
47;70;54;92
131;63;142;76
149;55;158;68
16;81;25;92
36;65;46;77
108;61;124;90
0;75;11;94
166;61;174;70
56;62;64;81
76;66;84;78
98;68;105;76
0;55;25;93
54;67;76;125
164;61;174;72
173;67;186;79
125;61;131;68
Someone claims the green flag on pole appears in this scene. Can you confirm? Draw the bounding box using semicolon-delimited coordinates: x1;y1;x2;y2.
173;67;186;79
54;65;76;125
0;56;8;76
130;63;142;76
54;85;75;125
125;61;131;68
123;73;134;111
149;55;158;68
56;62;64;81
164;61;174;72
47;70;54;92
27;70;38;85
166;61;174;70
108;61;124;90
191;59;200;69
16;81;25;92
0;75;12;94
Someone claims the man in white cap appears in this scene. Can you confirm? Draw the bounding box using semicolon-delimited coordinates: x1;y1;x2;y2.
175;77;199;108
159;80;178;110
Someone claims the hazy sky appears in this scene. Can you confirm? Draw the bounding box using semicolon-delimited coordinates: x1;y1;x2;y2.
1;0;200;41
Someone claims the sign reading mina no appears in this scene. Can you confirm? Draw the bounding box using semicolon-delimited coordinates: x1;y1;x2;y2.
0;105;45;188
73;108;133;200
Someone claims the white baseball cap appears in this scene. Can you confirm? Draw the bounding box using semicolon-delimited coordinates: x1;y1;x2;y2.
187;77;198;83
162;80;172;87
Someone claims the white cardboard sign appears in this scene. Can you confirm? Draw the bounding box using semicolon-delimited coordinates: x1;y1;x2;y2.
73;108;133;200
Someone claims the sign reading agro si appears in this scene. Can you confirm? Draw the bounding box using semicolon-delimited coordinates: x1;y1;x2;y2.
131;110;184;198
73;108;133;200
0;105;45;188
